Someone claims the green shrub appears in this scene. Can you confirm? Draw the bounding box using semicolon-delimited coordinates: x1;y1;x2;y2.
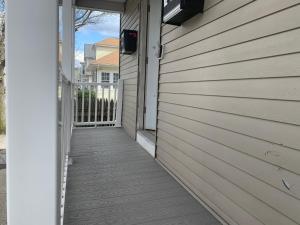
75;88;116;122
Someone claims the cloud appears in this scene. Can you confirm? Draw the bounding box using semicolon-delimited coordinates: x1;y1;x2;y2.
74;12;120;68
75;50;84;68
78;13;120;38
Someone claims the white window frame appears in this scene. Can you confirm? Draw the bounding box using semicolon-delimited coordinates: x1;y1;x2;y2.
113;73;119;83
101;72;110;83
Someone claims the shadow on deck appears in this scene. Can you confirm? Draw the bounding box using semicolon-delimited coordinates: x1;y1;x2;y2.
64;128;221;225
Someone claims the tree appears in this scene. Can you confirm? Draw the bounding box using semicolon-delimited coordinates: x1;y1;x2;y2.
75;9;106;32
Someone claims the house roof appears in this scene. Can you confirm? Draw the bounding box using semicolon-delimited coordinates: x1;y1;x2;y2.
90;50;119;67
95;38;119;47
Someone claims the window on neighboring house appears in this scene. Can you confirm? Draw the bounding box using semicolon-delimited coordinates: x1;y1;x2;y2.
113;73;119;83
101;72;110;83
92;75;97;83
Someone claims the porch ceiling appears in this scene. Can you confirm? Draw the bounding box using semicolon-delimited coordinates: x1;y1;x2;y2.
75;0;126;12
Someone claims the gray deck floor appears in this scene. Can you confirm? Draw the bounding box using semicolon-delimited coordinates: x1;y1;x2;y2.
64;128;221;225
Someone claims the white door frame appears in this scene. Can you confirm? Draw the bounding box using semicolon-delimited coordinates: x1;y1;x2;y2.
144;0;162;130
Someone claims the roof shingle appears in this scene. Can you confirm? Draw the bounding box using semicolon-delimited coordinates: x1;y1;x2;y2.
95;38;119;47
90;51;119;67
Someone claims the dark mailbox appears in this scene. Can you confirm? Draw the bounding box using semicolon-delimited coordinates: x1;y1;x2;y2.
121;30;138;55
163;0;205;26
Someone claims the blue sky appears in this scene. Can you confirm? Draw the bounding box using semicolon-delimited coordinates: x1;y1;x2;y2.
75;12;120;67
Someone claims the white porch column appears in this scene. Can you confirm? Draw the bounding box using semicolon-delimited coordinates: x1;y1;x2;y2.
62;0;74;154
115;80;123;127
6;0;59;225
62;0;74;82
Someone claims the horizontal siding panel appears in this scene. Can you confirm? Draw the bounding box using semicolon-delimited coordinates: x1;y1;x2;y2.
161;4;300;64
120;0;139;140
123;109;136;121
161;24;177;36
203;0;224;10
123;107;137;121
121;57;138;67
120;55;135;65
157;128;300;200
122;112;136;124
158;110;300;168
160;53;300;83
122;7;139;30
121;65;139;76
160;0;223;37
161;0;254;44
157;115;300;176
159;102;300;152
124;78;138;85
161;28;300;73
123;95;136;104
121;0;139;23
159;93;300;126
123;122;136;139
123;100;137;112
157;142;299;225
122;110;136;122
123;90;137;97
158;154;263;225
127;19;139;31
159;77;300;101
123;105;136;117
157;1;300;224
122;113;136;125
123;109;136;123
122;60;139;71
121;72;138;80
124;84;137;92
163;0;300;54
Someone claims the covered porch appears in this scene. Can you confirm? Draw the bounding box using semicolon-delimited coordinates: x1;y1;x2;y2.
64;128;220;225
6;0;300;224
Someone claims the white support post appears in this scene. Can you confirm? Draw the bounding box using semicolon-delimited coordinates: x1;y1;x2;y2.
6;0;59;224
62;0;74;82
62;0;74;154
115;80;123;127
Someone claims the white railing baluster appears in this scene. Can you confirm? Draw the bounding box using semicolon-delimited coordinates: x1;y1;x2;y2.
113;86;117;122
81;85;84;122
101;87;104;122
107;85;111;122
94;84;98;123
88;85;91;122
75;86;78;123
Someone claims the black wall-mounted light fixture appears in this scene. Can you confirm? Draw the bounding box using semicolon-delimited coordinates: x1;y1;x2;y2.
163;0;205;26
121;30;138;55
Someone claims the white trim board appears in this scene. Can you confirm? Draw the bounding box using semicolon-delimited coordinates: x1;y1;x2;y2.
137;131;156;158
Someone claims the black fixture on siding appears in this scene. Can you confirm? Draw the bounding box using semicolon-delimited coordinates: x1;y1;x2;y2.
163;0;205;26
121;30;138;55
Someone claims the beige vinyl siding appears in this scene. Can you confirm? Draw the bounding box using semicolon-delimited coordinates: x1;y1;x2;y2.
157;0;300;225
120;0;140;139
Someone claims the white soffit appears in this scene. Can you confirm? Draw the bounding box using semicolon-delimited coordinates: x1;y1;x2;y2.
75;0;126;12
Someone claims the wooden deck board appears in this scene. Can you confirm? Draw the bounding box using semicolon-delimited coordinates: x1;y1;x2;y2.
64;128;221;225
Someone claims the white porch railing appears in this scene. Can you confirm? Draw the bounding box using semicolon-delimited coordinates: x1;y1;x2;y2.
73;82;118;127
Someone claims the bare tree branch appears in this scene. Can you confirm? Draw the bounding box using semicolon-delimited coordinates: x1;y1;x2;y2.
75;9;106;32
0;0;4;12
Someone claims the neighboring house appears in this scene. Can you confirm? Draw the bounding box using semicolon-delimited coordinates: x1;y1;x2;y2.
82;38;119;83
